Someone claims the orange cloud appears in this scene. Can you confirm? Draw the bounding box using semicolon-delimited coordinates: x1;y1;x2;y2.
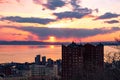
0;26;119;42
46;30;120;43
0;27;39;41
82;30;120;42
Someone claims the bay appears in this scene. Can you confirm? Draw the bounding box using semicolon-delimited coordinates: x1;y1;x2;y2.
0;45;61;63
0;45;119;63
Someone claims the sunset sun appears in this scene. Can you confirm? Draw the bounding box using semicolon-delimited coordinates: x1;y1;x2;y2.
49;36;56;42
0;0;119;42
0;0;120;79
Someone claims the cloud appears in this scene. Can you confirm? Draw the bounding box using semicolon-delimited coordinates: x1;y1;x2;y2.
1;16;56;24
53;11;86;19
52;0;92;19
104;20;119;24
70;0;82;12
0;0;20;3
45;0;65;10
53;9;91;19
0;0;9;3
16;0;20;3
33;0;92;13
11;33;22;36
33;0;92;19
96;12;120;20
33;0;46;5
14;27;120;39
33;0;65;10
25;35;37;41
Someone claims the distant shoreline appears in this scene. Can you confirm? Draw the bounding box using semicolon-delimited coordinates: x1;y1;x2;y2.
0;41;67;45
0;41;120;45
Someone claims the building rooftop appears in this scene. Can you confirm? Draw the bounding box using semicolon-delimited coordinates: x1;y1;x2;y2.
63;42;103;48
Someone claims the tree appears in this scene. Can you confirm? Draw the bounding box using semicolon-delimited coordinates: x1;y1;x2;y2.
115;36;120;42
105;51;120;63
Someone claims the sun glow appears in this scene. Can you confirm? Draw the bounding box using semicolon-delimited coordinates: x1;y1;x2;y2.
49;36;56;42
50;45;55;49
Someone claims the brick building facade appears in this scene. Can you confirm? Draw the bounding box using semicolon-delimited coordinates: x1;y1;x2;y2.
62;42;104;80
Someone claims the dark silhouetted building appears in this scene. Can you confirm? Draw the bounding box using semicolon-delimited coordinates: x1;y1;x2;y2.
42;56;46;65
62;42;104;80
47;58;54;67
35;55;41;65
0;65;12;76
83;43;104;73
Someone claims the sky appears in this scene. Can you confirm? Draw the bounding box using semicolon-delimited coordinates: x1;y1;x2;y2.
0;0;120;42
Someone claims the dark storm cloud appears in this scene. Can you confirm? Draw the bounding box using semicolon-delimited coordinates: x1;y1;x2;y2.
104;20;119;24
33;0;65;10
15;27;120;39
1;16;55;24
96;12;120;20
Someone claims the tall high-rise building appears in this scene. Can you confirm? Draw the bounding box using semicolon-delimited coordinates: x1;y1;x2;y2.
83;43;104;73
35;55;41;65
42;56;46;65
62;42;104;80
47;58;54;67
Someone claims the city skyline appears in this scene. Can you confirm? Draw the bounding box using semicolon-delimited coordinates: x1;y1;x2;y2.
0;45;61;63
0;54;62;80
0;0;120;42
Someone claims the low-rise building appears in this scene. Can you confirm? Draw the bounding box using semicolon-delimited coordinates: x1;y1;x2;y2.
4;76;29;80
30;64;59;80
